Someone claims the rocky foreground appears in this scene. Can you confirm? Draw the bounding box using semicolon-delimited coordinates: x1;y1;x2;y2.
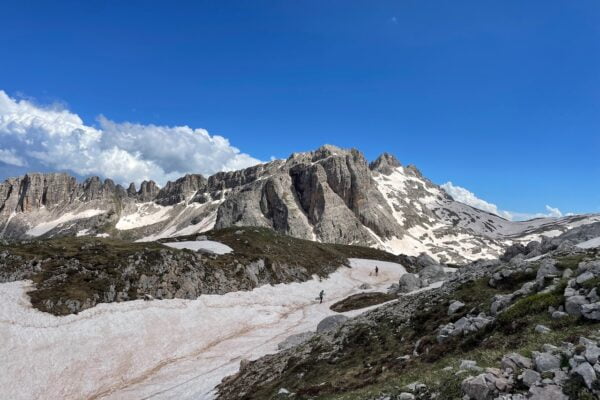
216;224;600;399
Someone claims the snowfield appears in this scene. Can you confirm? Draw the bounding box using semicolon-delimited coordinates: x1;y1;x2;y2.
26;209;105;236
577;236;600;249
0;259;406;400
162;240;234;255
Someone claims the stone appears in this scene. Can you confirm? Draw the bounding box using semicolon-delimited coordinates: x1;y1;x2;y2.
316;315;348;333
551;311;568;319
535;325;551;334
536;259;559;282
565;295;589;317
583;344;600;364
576;271;596;284
520;369;540;387
533;353;560;372
416;252;438;268
398;393;415;400
501;353;533;371
461;375;491;400
448;300;465;315
581;302;600;320
419;264;447;283
573;361;597;389
460;360;481;372
490;294;513;315
562;268;574;279
528;385;568;400
398;273;422;293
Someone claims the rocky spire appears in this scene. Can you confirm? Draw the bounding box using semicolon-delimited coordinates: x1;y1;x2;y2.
369;153;401;175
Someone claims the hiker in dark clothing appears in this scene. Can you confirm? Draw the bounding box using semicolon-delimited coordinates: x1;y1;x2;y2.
375;265;379;276
319;290;325;304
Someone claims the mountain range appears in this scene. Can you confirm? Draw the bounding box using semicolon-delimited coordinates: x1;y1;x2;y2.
1;144;598;264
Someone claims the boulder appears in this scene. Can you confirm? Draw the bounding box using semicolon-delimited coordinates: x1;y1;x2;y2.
534;325;551;334
461;374;491;400
533;353;560;372
460;360;482;372
398;273;422;293
565;295;589;317
416;252;438;268
528;385;568;400
419;264;447;283
500;243;527;262
501;353;533;371
448;300;465;315
316;315;348;333
536;259;559;282
520;369;540;387
573;361;597;389
581;302;600;320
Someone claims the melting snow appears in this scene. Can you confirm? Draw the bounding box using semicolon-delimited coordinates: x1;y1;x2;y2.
26;209;105;236
576;237;600;249
116;203;173;230
0;259;406;400
162;240;234;255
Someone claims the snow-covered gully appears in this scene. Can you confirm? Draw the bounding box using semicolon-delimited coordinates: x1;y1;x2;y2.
0;259;405;400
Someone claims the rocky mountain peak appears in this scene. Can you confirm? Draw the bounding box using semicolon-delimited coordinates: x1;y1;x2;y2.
155;174;207;205
369;153;401;175
138;180;159;202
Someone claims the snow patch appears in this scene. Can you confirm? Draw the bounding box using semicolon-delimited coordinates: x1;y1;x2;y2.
26;209;105;236
162;240;234;255
116;203;173;230
576;237;600;249
0;258;405;400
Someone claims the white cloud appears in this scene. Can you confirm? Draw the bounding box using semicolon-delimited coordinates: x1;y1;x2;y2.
0;90;262;185
441;182;513;219
441;181;567;221
0;148;27;167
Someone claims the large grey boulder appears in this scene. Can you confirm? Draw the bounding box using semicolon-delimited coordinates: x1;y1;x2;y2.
419;264;447;284
536;259;559;282
520;369;540;387
316;315;349;333
398;273;422;293
581;302;600;320
501;353;533;371
533;352;560;372
448;300;465;315
461;374;491;400
565;295;589;317
416;252;438;268
528;385;568;400
573;361;597;389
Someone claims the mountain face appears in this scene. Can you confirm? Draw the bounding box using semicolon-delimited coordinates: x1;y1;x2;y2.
1;145;598;263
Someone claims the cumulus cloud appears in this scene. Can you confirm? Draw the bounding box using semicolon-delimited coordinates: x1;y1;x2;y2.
0;148;27;167
0;90;261;185
441;181;567;221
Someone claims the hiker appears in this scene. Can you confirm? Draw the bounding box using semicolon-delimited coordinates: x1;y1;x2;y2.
319;290;325;304
375;265;379;276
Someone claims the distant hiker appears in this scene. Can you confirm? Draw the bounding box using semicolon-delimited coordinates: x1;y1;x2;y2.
375;266;379;276
319;290;325;304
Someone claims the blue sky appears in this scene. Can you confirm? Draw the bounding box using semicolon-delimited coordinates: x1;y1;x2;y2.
0;1;598;217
